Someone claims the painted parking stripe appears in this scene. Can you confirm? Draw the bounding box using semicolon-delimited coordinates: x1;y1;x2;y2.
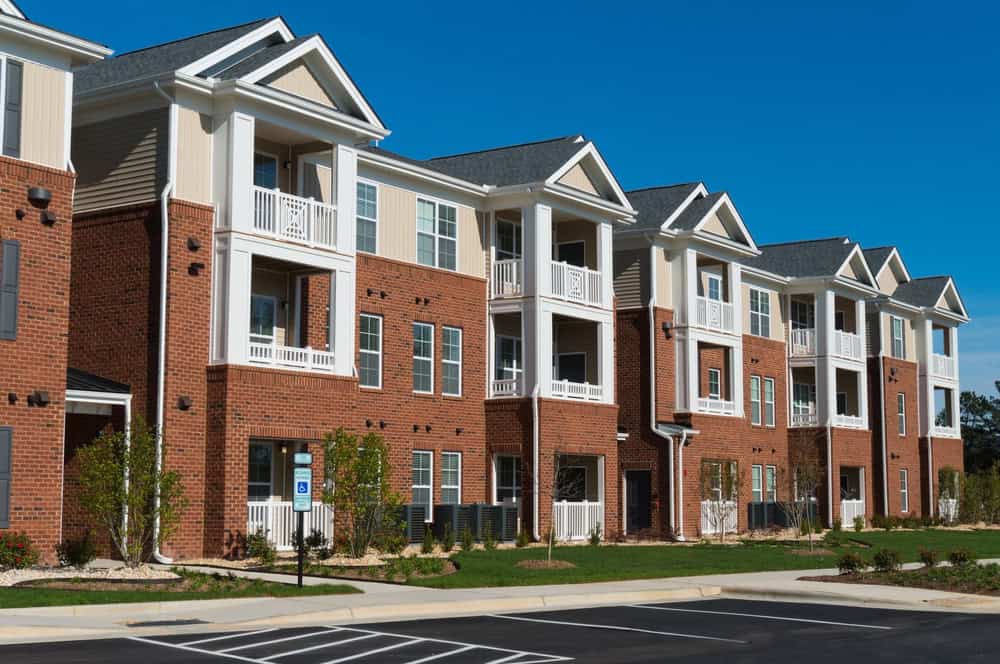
337;626;571;663
130;636;262;663
629;604;893;630
179;628;280;647
401;645;475;663
220;628;342;652
485;613;747;644
318;637;423;663
260;633;379;660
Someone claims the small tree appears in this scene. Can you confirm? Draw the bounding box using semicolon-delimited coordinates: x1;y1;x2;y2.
323;428;403;558
76;417;186;567
938;466;961;524
779;436;825;551
699;460;741;543
545;453;587;562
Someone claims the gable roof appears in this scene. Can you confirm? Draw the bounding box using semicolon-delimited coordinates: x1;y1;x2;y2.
213;34;312;80
863;246;895;275
424;135;589;187
67;368;130;394
891;276;968;319
670;191;726;231
746;236;859;278
0;0;23;18
625;184;702;231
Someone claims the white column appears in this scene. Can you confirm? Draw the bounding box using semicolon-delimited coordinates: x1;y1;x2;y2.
683;248;698;326
226;112;255;234
857;369;868;425
597;319;614;404
523;203;552;299
731;341;744;416
598;456;606;535
225;246;252;365
536;308;553;397
817;289;836;424
728;262;743;335
332;268;355;376
334;145;357;253
487;314;496;397
597;221;614;308
685;337;699;412
521;305;537;395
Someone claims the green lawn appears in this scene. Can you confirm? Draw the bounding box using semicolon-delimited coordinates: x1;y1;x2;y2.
0;569;361;609
410;529;1000;589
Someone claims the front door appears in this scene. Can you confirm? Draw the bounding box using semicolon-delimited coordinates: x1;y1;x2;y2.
625;470;652;533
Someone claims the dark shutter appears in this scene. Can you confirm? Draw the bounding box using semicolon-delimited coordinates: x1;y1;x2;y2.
0;240;19;340
3;60;21;159
0;427;11;528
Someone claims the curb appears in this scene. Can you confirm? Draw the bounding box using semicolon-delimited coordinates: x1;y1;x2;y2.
720;585;1000;611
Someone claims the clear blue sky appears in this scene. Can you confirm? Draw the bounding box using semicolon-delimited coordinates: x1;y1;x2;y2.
44;0;999;394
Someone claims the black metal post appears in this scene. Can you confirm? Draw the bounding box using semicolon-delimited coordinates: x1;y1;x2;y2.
297;510;305;588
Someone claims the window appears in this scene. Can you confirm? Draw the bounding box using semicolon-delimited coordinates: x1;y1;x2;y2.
766;465;777;503
751;465;763;503
253;152;278;189
411;451;432;520
708;368;721;399
749;376;761;425
706;273;722;301
836;392;848;416
249;294;277;344
900;469;909;513
556;353;587;384
441;452;461;504
442;326;462;396
556;241;585;267
705;461;738;501
749;288;771;337
496;219;521;260
496;336;522;381
935;387;953;427
413;322;434;393
417;198;457;270
793;383;817;416
891;316;905;359
897;393;906;436
0;426;11;528
495;456;521;502
0;240;20;340
2;60;22;159
790;299;815;330
359;314;382;388
356;181;378;253
764;378;776;427
248;443;272;502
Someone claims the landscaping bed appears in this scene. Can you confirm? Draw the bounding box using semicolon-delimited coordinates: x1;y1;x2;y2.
807;563;1000;596
260;556;455;583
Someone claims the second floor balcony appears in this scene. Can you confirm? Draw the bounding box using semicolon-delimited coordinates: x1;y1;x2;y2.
252;186;337;250
551;261;602;307
696;296;736;333
931;353;957;380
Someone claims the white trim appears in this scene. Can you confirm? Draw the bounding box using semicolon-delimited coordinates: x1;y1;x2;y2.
834;244;877;287
358;313;382;389
749;375;762;426
415;196;459;271
0;14;111;61
897;392;906;436
440;451;461;505
0;0;24;19
442;325;463;397
899;468;909;513
707;367;722;400
554;238;586;267
411;450;433;521
680;192;758;252
493;454;521;504
763;377;776;427
660;183;709;230
748;286;772;338
555;351;588;383
178;18;295;79
247;441;274;502
544;140;634;212
412;321;434;394
355;177;379;254
871;247;912;285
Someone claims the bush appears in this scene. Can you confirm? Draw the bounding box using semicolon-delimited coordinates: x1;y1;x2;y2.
588;523;602;546
483;530;498;551
919;547;939;568
837;552;867;575
460;527;475;552
813;522;824;534
515;529;530;548
823;530;845;547
421;526;436;554
902;516;922;530
56;532;97;568
0;532;40;570
832;519;842;532
949;548;976;568
245;528;276;566
304;529;328;560
872;548;902;573
853;516;865;532
441;524;455;552
377;529;406;555
799;520;812;537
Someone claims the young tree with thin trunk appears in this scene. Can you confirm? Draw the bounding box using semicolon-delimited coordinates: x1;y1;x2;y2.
545;453;588;562
778;435;824;550
699;460;741;543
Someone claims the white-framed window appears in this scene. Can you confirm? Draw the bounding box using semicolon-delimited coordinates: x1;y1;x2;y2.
706;273;722;301
250;294;277;344
900;469;909;513
749;376;761;425
441;452;461;504
556;352;587;384
442;326;462;396
708;368;722;399
0;58;23;159
417;198;457;270
359;314;382;388
496;219;521;260
766;465;777;502
835;310;846;332
793;383;816;416
495;455;521;503
790;300;815;330
248;442;273;502
496;336;522;381
751;464;763;502
356;181;378;254
253;151;278;189
705;460;738;502
897;393;906;436
764;378;776;427
749;288;771;337
891;316;906;359
412;450;432;520
413;322;434;393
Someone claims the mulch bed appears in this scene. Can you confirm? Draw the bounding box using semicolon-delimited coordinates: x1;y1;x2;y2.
15;577;195;592
786;548;835;556
802;568;1000;596
264;559;457;584
516;560;577;570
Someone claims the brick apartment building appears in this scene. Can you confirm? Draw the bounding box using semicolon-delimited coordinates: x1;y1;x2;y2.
0;9;970;559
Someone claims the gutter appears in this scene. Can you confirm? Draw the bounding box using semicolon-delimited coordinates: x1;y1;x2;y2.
531;385;541;541
877;352;889;516
647;297;675;535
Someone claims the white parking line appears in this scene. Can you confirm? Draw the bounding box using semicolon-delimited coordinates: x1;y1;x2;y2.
318;638;423;663
220;628;342;652
260;633;379;661
179;628;280;647
629;604;893;630
129;636;261;663
485;613;747;644
401;645;475;663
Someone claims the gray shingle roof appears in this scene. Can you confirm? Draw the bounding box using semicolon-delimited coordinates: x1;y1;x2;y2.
423;135;588;187
624;184;701;231
863;246;895;275
214;34;313;80
75;17;274;94
670;191;726;232
891;276;952;308
67;368;130;394
744;237;857;278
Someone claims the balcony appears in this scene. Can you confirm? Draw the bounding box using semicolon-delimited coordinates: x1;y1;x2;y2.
697;397;737;416
550;261;602;306
248;339;335;373
552;500;604;541
551;379;603;402
833;413;865;429
252;186;337;250
789;329;817;356
932;353;957;380
840;499;865;526
492;259;523;298
833;330;863;361
932;424;960;438
695;296;735;333
490;377;523;398
247;501;334;551
791;412;818;427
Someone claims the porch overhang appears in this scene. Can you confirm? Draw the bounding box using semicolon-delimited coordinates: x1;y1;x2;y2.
66;368;131;416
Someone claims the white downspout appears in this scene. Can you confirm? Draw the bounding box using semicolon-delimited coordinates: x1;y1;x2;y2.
826;426;834;527
877;353;889;516
647;296;679;538
677;433;687;540
152;81;176;564
531;385;541;541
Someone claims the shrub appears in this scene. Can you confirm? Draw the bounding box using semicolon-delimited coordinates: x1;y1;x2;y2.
872;548;902;573
813;522;824;534
377;529;406;555
823;530;845;547
421;526;436;554
949;548;976;568
0;532;40;570
483;530;498;551
918;547;939;568
853;516;865;532
56;532;97;568
460;527;475;552
902;516;922;530
304;529;329;560
837;552;867;575
832;519;842;532
245;528;276;566
588;523;602;546
441;523;455;552
799;520;812;537
515;529;530;548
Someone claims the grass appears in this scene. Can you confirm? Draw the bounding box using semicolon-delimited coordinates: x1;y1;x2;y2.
409;529;1000;589
0;568;360;609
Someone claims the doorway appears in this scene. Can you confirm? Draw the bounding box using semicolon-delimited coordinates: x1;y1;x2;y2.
625;470;652;534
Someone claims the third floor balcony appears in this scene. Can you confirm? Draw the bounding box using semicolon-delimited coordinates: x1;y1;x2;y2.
787;294;864;361
252;185;337;250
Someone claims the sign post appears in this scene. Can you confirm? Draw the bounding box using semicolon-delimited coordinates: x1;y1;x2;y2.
292;453;313;589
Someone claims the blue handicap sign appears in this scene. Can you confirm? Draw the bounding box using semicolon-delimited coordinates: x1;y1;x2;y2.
293;467;312;512
297;481;309;494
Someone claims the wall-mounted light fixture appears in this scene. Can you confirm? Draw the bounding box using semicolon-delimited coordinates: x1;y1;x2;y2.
661;322;672;339
187;237;202;251
189;262;205;276
379;420;387;429
7;392;17;405
365;419;373;428
413;424;420;432
380;291;387;299
15;208;25;220
27;390;50;407
27;186;52;209
368;288;376;297
178;395;193;410
423;297;430;305
425;424;432;433
455;427;463;435
40;211;57;226
414;296;421;304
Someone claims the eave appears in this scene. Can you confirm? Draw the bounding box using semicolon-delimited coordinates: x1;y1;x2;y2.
0;14;111;62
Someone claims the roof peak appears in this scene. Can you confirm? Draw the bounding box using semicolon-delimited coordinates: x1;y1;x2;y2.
758;236;851;249
426;134;584;162
111;16;278;59
626;182;700;195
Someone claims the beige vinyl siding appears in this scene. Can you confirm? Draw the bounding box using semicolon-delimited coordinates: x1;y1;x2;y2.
175;107;213;204
554;220;597;269
556;321;598;384
20;61;66;169
73;108;168;214
877;266;899;295
263;60;336;109
557;163;599;196
654;247;671;308
612;248;648;310
840;258;864;281
299;160;332;203
743;283;784;341
458;206;485;277
701;211;729;238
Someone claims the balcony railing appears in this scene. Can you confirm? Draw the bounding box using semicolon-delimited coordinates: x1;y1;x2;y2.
252;186;337;249
248;339;335;373
932;353;957;380
841;499;865;526
932;424;960;438
491;259;523;297
695;296;735;333
789;328;816;356
790;412;818;427
938;498;959;524
490;377;523;398
551;379;603;401
247;500;334;551
833;413;865;429
833;330;864;361
700;500;738;535
550;261;602;306
697;397;737;416
552;500;603;541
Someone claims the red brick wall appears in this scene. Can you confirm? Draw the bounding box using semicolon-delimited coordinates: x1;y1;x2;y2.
876;357;923;516
698;345;730;399
301;274;330;351
62;411;120;555
829;427;874;523
485;398;531;508
928;436;964;515
0;157;76;559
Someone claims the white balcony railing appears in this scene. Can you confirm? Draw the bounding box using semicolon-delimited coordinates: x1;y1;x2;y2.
252;186;337;249
833;413;865;429
938;498;959;524
552;500;603;541
700;500;738;535
492;259;523;298
932;353;957;380
697;397;737;416
551;379;603;402
789;328;816;356
932;424;960;438
833;330;864;361
248;340;335;373
490;377;523;398
247;501;334;551
840;499;865;526
791;412;819;427
550;261;602;306
695;296;735;333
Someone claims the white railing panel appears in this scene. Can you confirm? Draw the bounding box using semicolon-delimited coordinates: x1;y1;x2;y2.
833;414;865;429
491;377;523;398
550;261;602;306
833;330;863;361
932;425;960;438
932;353;956;380
790;412;818;427
552;500;603;541
695;296;735;333
248;340;335;374
551;379;603;402
789;328;816;356
938;498;959;523
697;397;737;416
247;501;334;551
700;500;738;535
251;186;337;250
840;499;865;526
492;259;523;297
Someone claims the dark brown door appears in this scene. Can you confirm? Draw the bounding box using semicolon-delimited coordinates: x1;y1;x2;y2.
626;470;652;533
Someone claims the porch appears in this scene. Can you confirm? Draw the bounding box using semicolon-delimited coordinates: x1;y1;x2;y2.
790;366;818;427
693;256;736;334
695;341;737;416
840;466;866;526
552;454;605;541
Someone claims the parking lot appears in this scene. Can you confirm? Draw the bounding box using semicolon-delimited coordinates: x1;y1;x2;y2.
2;598;999;662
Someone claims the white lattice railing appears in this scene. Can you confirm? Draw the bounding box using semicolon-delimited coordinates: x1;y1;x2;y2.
550;261;602;306
700;500;738;535
932;353;956;380
247;501;334;551
551;379;603;402
248;340;335;373
833;330;864;361
552;500;603;541
492;259;523;297
932;424;960;438
833;413;865;429
252;186;337;249
490;377;523;398
840;499;865;526
791;412;818;427
695;296;735;333
938;498;959;523
789;328;817;356
697;397;737;416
